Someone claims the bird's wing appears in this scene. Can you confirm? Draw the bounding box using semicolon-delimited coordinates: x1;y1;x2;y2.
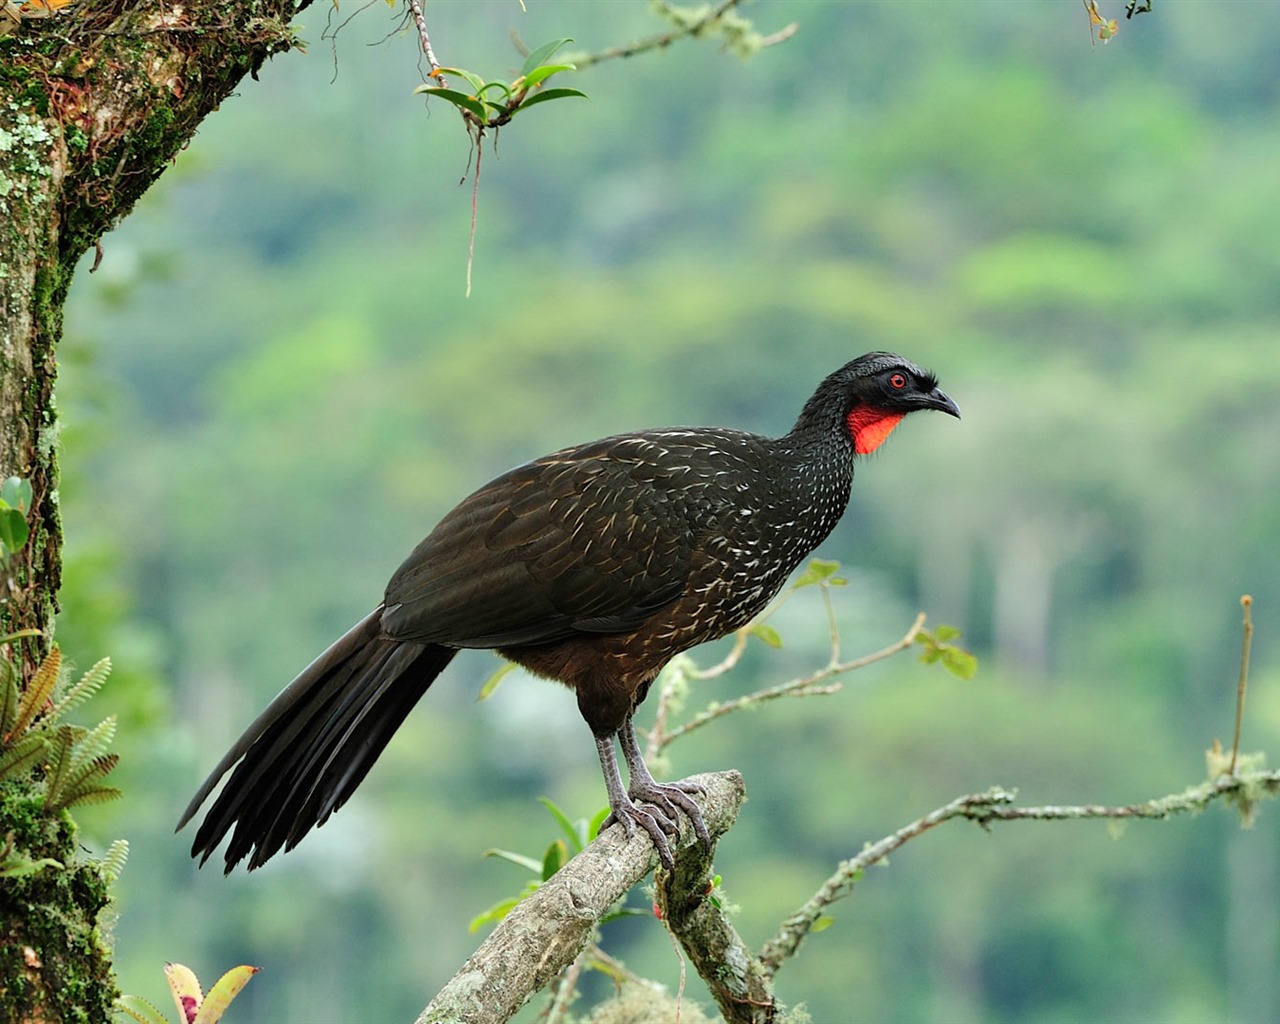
380;435;727;647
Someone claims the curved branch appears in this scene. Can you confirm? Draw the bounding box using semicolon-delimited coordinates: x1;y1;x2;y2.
417;770;747;1024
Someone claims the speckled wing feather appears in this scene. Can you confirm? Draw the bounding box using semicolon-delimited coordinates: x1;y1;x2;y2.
381;433;737;647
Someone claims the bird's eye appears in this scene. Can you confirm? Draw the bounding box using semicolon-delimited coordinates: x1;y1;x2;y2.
889;373;907;390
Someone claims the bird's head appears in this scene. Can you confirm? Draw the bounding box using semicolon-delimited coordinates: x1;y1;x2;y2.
799;352;961;455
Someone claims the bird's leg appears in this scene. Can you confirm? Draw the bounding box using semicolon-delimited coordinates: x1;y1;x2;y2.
618;714;712;849
596;733;679;870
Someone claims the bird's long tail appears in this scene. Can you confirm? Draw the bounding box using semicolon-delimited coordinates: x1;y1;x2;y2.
177;607;457;872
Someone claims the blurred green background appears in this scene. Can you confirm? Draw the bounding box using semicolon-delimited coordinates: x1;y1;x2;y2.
56;1;1280;1021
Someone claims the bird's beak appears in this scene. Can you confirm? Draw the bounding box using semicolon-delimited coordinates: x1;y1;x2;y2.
925;387;961;420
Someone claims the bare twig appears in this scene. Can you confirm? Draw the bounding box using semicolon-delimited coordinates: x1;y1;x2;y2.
405;0;445;86
1230;594;1254;775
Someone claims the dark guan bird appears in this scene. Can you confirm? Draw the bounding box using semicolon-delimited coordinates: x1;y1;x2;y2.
179;352;959;871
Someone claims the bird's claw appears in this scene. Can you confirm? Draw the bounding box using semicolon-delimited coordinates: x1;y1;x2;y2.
602;779;710;871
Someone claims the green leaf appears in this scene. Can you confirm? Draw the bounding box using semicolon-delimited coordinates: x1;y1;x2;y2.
476;79;513;102
587;804;611;841
0;854;62;879
519;37;574;79
115;993;172;1024
812;915;836;933
469;897;521;933
915;624;978;680
0;507;29;555
941;646;978;681
749;622;783;649
482;847;543;874
477;661;515;702
538;796;587;852
0;476;31;513
541;838;568;880
414;86;489;121
433;66;486;93
519;63;577;91
513;88;589;114
792;558;843;589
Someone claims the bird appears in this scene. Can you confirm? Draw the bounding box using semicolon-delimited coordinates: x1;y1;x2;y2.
178;352;959;872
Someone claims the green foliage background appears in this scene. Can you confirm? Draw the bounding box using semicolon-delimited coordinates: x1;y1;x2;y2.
54;1;1280;1020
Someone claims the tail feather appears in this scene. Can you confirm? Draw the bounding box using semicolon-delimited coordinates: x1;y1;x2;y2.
178;607;457;872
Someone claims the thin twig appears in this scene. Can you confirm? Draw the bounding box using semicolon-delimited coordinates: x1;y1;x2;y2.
688;628;751;681
540;955;582;1024
652;613;926;756
572;0;744;71
405;0;446;86
1230;594;1254;775
759;768;1280;976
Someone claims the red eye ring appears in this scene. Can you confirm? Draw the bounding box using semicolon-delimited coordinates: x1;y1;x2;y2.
889;373;907;390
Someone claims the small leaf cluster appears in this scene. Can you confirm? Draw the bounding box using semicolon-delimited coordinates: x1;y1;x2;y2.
790;557;848;592
470;797;644;932
413;38;587;130
915;624;978;680
117;962;260;1024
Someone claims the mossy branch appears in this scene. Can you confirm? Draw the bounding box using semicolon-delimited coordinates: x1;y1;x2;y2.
759;768;1280;976
565;0;798;71
417;771;746;1024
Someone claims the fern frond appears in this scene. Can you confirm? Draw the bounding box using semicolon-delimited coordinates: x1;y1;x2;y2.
58;783;123;811
51;657;112;719
0;659;17;738
62;752;119;795
100;838;129;884
10;647;61;739
41;724;77;811
66;715;116;777
0;732;48;780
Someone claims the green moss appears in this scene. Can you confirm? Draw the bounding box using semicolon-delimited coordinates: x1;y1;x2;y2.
65;125;88;154
133;104;176;158
0;778;119;1023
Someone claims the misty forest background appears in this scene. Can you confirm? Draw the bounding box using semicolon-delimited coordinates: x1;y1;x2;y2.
55;1;1280;1021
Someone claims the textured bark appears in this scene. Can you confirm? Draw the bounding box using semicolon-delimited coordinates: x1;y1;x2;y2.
0;4;297;1019
418;770;750;1024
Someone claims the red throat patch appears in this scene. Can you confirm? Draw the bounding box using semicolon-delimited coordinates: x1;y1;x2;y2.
846;408;906;455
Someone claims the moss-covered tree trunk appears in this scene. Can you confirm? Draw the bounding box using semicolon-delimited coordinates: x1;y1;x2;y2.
0;4;298;1019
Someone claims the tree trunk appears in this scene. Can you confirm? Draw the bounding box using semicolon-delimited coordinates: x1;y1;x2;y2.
0;4;297;1019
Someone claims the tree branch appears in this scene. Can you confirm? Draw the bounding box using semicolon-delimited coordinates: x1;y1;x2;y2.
760;768;1280;975
417;771;746;1024
569;0;796;70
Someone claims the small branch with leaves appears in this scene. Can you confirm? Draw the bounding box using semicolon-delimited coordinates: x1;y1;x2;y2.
431;582;1271;1022
645;558;974;762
